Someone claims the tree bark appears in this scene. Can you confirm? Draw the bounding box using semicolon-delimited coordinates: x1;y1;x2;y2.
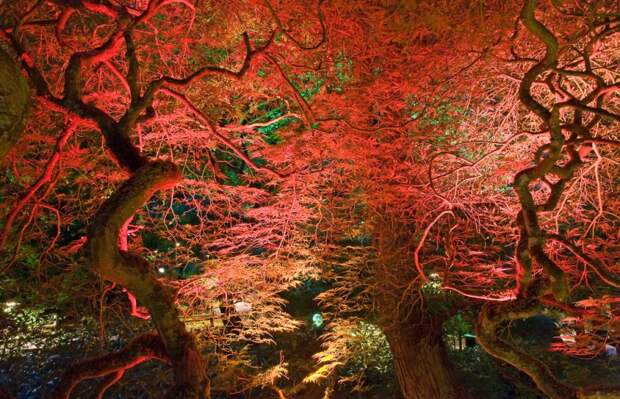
384;322;461;399
86;161;209;398
476;302;577;399
0;47;29;161
52;333;168;399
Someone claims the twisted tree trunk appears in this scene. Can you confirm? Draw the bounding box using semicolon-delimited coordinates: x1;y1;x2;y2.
86;161;209;398
52;162;209;398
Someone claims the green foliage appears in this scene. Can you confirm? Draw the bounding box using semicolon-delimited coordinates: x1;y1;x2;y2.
177;262;203;279
443;312;473;342
310;320;397;394
421;273;443;295
198;46;229;64
18;243;39;268
3;168;15;184
326;52;353;94
335;52;354;83
344;321;393;377
245;100;299;144
223;165;242;185
142;231;175;252
299;74;324;100
408;95;474;149
444;313;546;398
495;183;513;193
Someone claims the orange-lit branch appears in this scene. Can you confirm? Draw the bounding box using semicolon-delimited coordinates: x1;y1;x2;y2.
0;118;78;252
53;333;168;399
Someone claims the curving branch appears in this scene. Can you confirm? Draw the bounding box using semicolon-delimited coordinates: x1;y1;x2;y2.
477;1;620;397
158;31;276;89
159;87;286;179
413;210;454;282
53;333;168;399
476;302;577;399
95;370;125;399
86;161;208;398
265;54;316;126
262;0;327;50
546;234;620;289
512;0;571;301
0;118;77;251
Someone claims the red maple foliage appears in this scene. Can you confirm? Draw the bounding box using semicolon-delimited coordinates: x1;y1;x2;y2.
1;1;619;399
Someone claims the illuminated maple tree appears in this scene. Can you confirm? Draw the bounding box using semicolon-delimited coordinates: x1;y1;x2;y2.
0;0;326;397
308;1;620;399
1;1;619;399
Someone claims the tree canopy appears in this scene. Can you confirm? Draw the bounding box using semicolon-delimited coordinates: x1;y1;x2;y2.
0;1;619;399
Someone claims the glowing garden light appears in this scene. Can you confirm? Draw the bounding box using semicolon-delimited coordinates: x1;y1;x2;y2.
312;312;324;328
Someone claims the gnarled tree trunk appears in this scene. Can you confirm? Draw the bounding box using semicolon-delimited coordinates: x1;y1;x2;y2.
86;161;209;398
384;320;462;399
53;162;209;398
